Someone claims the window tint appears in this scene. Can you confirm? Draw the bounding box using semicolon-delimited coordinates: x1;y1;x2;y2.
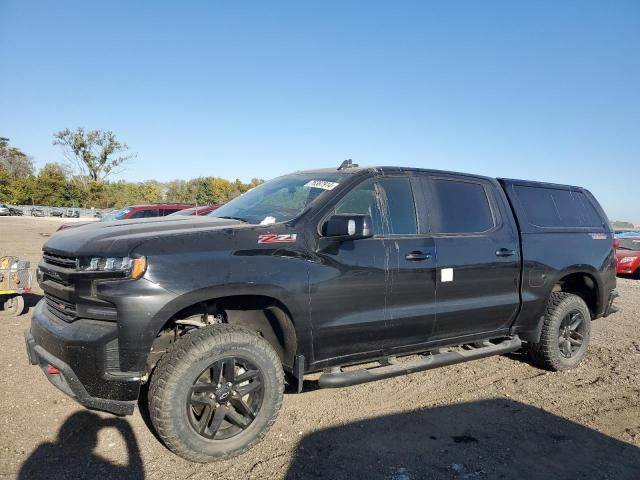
430;179;494;233
335;177;417;235
161;208;182;216
514;186;603;228
130;209;159;219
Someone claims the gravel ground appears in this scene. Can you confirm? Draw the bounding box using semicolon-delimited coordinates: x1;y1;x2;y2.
1;216;639;479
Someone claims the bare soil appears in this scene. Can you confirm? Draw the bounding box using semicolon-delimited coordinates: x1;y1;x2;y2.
1;216;639;479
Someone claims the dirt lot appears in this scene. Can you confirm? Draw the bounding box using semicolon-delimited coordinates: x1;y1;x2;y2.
1;216;639;479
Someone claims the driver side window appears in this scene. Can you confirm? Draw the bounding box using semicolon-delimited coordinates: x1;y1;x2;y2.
335;177;417;236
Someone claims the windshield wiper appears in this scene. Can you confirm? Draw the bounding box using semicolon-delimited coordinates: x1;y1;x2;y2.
217;216;248;223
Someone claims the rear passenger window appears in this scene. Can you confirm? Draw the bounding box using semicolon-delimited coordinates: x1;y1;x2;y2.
335;177;418;235
514;186;602;228
430;179;494;234
131;209;158;219
162;208;182;216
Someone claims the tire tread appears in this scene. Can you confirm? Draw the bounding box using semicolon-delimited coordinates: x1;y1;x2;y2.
529;292;590;371
148;324;284;463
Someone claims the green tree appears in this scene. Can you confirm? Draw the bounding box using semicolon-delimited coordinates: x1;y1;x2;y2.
165;179;191;203
611;220;635;229
0;164;10;202
53;128;136;182
0;136;35;182
31;163;87;207
7;177;37;205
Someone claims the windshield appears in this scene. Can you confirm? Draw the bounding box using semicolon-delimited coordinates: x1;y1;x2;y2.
100;207;133;222
209;173;347;224
618;237;640;251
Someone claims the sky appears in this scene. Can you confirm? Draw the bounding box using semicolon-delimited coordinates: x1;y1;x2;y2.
1;1;638;223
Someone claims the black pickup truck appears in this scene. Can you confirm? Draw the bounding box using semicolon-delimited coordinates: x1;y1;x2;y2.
25;162;618;462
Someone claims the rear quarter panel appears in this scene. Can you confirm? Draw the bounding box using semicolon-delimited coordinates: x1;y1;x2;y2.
499;180;616;336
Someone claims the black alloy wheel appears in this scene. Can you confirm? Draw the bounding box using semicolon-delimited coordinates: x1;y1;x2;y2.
558;310;586;359
187;356;264;440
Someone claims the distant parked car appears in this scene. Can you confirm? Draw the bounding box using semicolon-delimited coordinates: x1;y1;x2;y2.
56;204;193;231
616;236;640;278
30;207;45;217
166;205;220;217
0;204;10;216
65;208;80;218
50;208;64;217
8;206;23;216
616;230;640;237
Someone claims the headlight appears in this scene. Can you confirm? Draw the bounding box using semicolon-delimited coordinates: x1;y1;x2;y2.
79;256;147;279
619;256;638;264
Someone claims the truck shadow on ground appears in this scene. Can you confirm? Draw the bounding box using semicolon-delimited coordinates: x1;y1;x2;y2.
20;292;43;316
17;411;144;480
285;398;640;480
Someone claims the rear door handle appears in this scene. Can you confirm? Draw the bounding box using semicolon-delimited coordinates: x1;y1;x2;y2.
495;248;516;257
405;251;431;261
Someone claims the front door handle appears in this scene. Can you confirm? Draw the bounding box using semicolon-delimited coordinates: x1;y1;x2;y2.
405;251;431;261
495;248;516;257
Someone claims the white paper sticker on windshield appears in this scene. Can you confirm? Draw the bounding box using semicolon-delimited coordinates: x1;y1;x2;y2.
260;216;276;225
305;180;339;191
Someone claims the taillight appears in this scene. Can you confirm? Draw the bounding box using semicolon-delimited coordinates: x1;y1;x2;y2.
613;238;619;267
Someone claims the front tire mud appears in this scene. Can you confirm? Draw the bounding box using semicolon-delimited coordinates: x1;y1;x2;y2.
148;324;284;462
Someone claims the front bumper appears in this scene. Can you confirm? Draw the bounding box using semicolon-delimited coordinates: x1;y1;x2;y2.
25;300;140;415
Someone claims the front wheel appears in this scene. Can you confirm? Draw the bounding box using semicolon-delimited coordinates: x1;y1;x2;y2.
529;292;591;371
148;324;284;462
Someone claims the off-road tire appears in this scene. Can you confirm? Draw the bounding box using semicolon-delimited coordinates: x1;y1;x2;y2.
148;324;284;462
529;292;591;371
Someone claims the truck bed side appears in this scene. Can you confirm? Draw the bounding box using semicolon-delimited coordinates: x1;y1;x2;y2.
498;179;616;341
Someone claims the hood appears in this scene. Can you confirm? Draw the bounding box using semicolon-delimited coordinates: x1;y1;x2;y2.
44;216;244;256
616;249;640;259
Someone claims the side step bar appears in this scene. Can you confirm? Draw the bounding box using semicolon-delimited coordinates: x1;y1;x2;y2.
318;336;522;389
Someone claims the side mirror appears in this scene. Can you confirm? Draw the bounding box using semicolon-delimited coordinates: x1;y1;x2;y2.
322;214;373;240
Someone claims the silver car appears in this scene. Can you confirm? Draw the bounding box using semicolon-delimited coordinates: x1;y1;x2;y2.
0;204;11;216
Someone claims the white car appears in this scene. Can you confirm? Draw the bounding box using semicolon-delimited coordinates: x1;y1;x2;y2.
0;204;11;216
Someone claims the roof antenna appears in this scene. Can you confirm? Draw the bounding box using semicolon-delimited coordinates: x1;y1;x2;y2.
338;159;358;170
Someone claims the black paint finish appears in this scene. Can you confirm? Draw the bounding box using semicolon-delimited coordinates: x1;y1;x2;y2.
27;166;617;414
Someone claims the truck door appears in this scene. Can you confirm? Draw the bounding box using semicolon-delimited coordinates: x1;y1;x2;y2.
419;174;521;342
311;175;437;361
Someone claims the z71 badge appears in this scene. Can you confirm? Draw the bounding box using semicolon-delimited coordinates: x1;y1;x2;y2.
258;234;297;244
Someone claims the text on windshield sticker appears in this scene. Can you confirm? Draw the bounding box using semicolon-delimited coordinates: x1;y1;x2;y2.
304;180;339;190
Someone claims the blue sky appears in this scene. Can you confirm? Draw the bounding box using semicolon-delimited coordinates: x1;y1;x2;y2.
1;1;638;222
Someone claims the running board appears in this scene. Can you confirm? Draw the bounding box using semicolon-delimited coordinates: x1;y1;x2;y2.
318;336;522;389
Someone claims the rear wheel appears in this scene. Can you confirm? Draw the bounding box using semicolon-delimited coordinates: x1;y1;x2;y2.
529;292;591;371
148;324;284;462
0;295;25;317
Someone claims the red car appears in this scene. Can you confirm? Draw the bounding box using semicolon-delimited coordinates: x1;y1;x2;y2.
166;205;220;216
56;204;193;231
616;236;640;278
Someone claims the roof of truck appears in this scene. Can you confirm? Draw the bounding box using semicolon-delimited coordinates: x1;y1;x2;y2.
294;165;584;191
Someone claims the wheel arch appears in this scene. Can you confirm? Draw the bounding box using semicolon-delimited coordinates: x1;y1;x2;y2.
151;291;299;370
551;270;601;318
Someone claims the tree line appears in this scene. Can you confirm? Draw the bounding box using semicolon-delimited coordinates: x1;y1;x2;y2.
0;131;263;209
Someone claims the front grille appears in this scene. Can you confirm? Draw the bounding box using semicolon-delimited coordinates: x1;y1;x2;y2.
45;293;77;322
43;251;77;269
